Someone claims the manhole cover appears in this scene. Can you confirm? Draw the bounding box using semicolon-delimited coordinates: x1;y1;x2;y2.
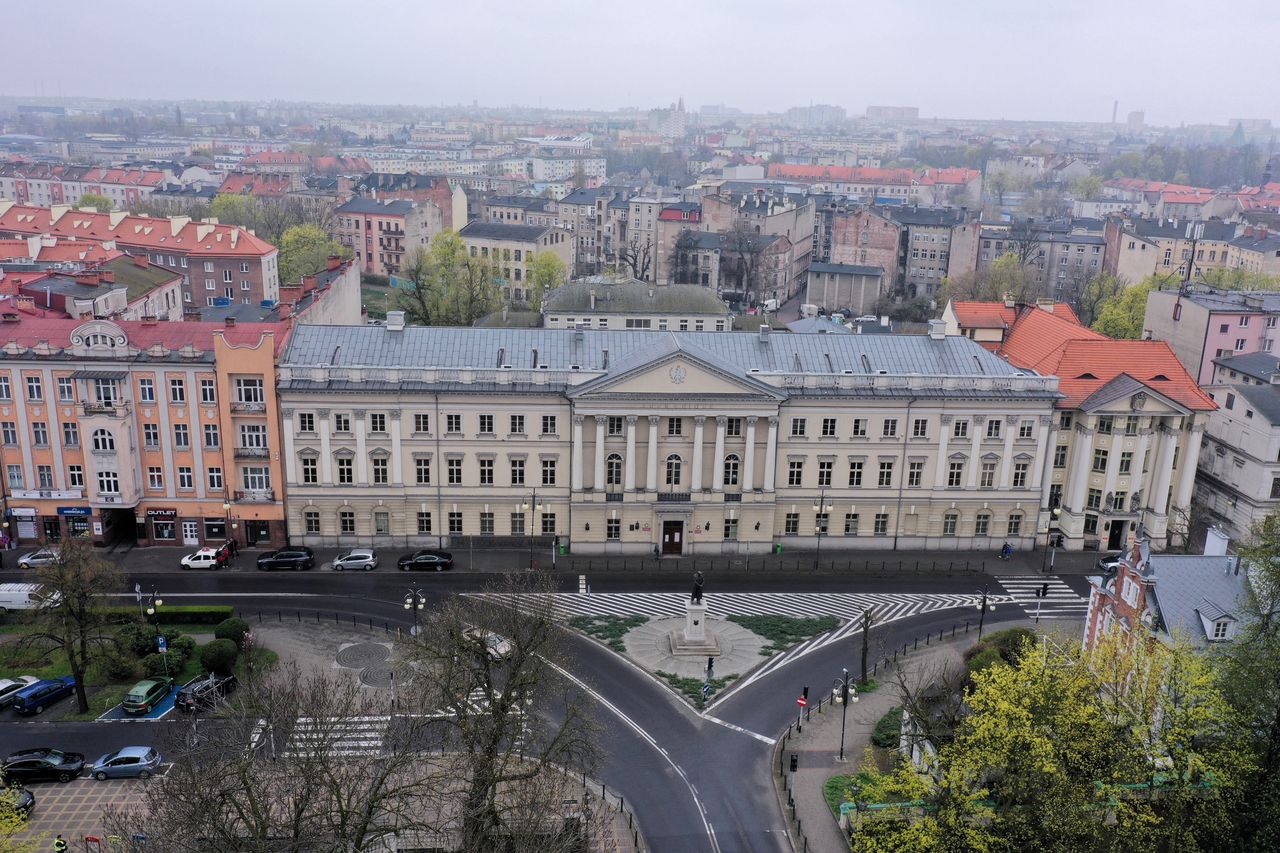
359;664;411;689
335;642;390;669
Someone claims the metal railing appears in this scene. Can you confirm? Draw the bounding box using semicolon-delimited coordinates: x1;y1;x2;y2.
234;489;275;503
234;447;270;459
655;492;691;503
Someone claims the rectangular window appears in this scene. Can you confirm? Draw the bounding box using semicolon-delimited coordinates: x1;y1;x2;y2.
980;462;996;489
1119;452;1133;475
478;458;494;485
57;377;73;402
948;461;964;487
882;418;898;438
1084;514;1098;535
368;413;386;433
0;376;9;400
1093;448;1109;473
510;458;526;485
415;458;431;485
953;419;969;439
0;422;14;445
541;459;557;486
821;417;837;437
541;513;557;535
986;420;1001;439
722;418;740;437
1018;421;1034;439
6;464;22;489
148;467;164;489
1124;416;1139;436
542;415;557;435
908;461;924;487
333;414;350;432
878;461;894;487
337;458;353;484
480;512;495;535
509;512;524;535
1013;463;1029;488
62;422;79;447
242;467;270;491
448;512;463;534
447;458;463;485
371;457;388;484
784;512;799;535
1087;488;1102;511
173;424;189;448
1060;413;1073;430
417;512;433;535
667;417;682;436
178;467;194;490
721;518;737;541
201;378;218;404
848;461;863;487
479;414;494;434
414;414;430;433
791;418;807;437
817;460;833;487
943;513;958;535
815;512;829;535
874;513;889;535
974;514;990;536
169;378;185;403
607;416;625;435
913;418;928;438
1096;416;1113;435
851;418;867;437
304;511;321;534
68;465;84;488
200;423;219;448
139;378;155;402
208;467;223;490
31;422;48;446
844;513;860;535
301;457;318;484
36;465;53;488
446;414;462;434
510;414;525;434
1054;445;1068;468
788;461;804;487
25;375;42;401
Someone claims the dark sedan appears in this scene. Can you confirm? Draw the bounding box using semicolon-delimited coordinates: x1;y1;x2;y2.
175;673;238;713
397;550;454;571
256;547;316;571
2;748;85;784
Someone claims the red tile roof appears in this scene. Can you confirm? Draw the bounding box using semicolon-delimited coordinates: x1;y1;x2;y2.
0;202;276;258
917;167;980;186
951;300;1079;329
0;316;290;355
996;306;1213;411
217;172;292;197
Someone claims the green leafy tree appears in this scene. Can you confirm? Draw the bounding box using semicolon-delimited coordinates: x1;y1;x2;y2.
77;192;113;212
1092;280;1155;339
0;783;44;851
1072;175;1104;199
1075;273;1127;327
941;252;1030;304
1199;267;1280;291
526;251;567;310
277;224;348;286
209;193;258;229
398;231;501;327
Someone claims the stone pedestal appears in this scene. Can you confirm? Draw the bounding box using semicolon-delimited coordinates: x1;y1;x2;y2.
669;600;720;656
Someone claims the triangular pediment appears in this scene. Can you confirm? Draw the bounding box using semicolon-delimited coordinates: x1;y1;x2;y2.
1079;373;1190;416
568;339;785;400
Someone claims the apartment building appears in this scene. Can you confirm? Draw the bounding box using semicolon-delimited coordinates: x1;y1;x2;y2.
1225;228;1280;277
354;174;465;230
542;279;733;332
1102;217;1237;282
0;254;183;322
700;190;814;294
556;187;613;274
1143;286;1280;385
458;222;574;299
977;226;1107;303
0;201;280;308
0;162;169;209
0;317;287;549
332;198;441;278
276;320;1058;553
951;301;1215;551
479;195;557;228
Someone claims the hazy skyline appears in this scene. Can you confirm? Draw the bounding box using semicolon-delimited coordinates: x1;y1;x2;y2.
7;0;1279;127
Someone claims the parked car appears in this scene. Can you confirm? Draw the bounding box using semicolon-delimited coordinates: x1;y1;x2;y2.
333;549;378;571
175;673;238;713
180;548;223;570
121;678;173;715
90;746;162;781
1097;552;1124;572
397;550;454;571
4;785;34;818
0;676;39;709
464;628;513;660
1;748;84;783
16;548;59;570
257;547;316;571
11;676;75;715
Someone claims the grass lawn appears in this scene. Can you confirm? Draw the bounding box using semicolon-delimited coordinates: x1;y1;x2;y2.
568;615;648;651
655;670;737;710
0;637;73;680
726;614;840;655
361;281;398;319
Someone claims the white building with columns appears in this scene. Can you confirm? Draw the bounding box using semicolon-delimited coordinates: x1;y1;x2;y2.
276;317;1061;554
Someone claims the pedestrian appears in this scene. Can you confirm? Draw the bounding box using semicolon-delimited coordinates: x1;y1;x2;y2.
229;538;239;557
54;835;67;853
653;544;660;562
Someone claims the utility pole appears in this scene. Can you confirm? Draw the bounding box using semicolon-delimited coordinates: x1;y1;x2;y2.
859;608;875;685
975;586;995;640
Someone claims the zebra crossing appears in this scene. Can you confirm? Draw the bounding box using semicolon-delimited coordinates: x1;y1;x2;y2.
995;575;1090;621
249;715;391;758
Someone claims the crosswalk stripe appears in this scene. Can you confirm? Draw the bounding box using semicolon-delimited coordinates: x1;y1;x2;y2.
995;576;1089;620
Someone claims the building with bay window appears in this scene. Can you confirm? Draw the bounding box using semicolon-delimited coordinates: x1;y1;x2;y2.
277;314;1059;554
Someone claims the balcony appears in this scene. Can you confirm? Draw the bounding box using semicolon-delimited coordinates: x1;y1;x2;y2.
234;489;275;504
79;400;131;417
234;446;271;459
605;492;624;502
723;493;742;502
230;400;268;414
656;492;691;503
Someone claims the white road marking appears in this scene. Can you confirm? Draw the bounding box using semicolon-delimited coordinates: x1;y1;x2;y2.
701;714;776;745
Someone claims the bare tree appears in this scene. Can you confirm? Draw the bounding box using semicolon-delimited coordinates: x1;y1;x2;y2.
891;656;969;752
668;230;700;285
618;234;653;281
725;220;765;296
1003;219;1045;270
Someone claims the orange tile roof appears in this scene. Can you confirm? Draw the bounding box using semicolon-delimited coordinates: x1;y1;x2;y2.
217;172;292;197
997;306;1213;411
0;203;276;258
918;167;980;186
0;316;291;355
951;300;1079;329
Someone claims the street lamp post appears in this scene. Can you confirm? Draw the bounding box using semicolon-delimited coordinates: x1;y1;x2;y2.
1040;507;1061;573
522;490;540;571
975;585;995;640
222;500;233;548
813;489;832;566
833;667;859;762
403;589;426;636
144;589;167;678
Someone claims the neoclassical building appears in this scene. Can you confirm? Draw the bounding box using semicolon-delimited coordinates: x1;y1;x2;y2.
276;314;1060;555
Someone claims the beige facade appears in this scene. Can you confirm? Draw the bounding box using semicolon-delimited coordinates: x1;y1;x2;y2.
458;222;574;300
542;279;733;332
278;326;1058;553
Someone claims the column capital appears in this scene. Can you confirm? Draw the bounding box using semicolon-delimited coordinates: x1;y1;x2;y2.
715;415;727;426
388;409;401;419
316;409;330;418
767;416;778;427
1004;414;1020;424
1189;423;1206;435
627;415;638;424
694;416;706;426
1075;423;1095;437
353;409;367;419
972;414;987;425
1039;415;1054;426
746;415;758;426
594;414;608;424
648;415;659;425
573;415;585;425
281;408;294;418
940;414;955;425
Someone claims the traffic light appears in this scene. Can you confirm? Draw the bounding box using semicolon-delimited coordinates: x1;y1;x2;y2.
1038;582;1049;598
789;754;798;773
840;681;850;704
802;685;809;700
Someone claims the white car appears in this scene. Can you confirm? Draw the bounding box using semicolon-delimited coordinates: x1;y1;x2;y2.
854;315;878;323
333;549;378;571
180;548;222;571
16;548;59;570
465;629;513;660
0;676;39;709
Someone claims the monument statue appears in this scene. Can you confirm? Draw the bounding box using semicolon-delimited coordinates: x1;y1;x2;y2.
691;571;705;604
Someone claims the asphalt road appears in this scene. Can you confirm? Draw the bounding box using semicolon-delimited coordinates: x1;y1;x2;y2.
0;560;1091;852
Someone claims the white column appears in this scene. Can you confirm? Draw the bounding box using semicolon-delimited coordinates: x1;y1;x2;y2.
966;417;982;489
1173;421;1204;511
1067;422;1094;512
1152;421;1178;515
935;416;953;486
1032;415;1053;493
998;416;1016;489
282;409;297;484
742;416;757;492
763;417;779;492
571;416;585;492
593;416;606;490
1104;431;1124;504
389;410;403;485
624;416;637;491
354;410;368;483
318;410;332;483
646;416;659;491
712;416;726;491
691;416;705;491
1130;427;1152;505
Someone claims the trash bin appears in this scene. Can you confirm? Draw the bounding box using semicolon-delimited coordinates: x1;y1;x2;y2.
774;542;783;555
558;542;568;556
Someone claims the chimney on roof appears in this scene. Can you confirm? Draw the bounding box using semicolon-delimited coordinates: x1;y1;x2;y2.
224;317;236;328
759;324;771;342
132;253;148;268
1004;295;1015;308
277;302;293;320
302;275;318;293
326;254;341;272
928;319;947;340
99;269;114;284
385;310;405;331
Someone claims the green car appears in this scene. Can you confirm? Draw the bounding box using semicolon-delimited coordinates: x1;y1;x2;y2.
121;678;174;715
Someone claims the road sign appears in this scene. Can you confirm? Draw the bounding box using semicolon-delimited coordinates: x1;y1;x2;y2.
134;582;142;602
701;683;712;698
796;696;807;707
157;635;168;653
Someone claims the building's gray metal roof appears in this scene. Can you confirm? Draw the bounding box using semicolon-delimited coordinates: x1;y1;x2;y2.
335;198;418;216
809;262;884;277
1145;555;1249;647
281;325;1046;383
1186;288;1280;313
1212;350;1280;381
543;282;730;315
1225;382;1280;425
459;222;550;242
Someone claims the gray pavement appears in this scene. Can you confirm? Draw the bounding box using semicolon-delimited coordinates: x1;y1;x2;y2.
623;616;768;679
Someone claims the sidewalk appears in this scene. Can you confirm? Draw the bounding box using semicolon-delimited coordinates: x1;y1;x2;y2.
773;624;1031;852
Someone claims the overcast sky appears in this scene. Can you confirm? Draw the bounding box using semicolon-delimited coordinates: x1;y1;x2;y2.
7;1;1278;126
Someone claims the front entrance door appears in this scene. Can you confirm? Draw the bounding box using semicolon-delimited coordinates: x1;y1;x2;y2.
182;520;200;546
661;520;683;555
1107;520;1126;550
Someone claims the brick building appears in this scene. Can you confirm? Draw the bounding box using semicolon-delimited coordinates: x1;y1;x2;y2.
333;198;441;278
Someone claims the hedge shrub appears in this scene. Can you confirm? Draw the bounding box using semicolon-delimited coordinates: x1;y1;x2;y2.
115;622;155;657
140;652;184;679
101;606;234;626
872;707;904;748
215;617;251;648
200;639;239;675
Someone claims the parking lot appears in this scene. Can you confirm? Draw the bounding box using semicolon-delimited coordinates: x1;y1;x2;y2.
12;774;154;846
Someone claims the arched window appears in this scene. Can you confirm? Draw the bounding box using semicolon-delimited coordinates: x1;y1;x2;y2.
942;511;958;536
303;509;321;534
974;512;991;537
723;454;740;486
85;333;114;348
1007;513;1023;537
606;454;623;486
665;454;682;486
338;509;355;535
92;429;114;451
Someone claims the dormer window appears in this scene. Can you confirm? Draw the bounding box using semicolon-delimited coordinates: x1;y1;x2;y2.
1212;620;1231;640
86;333;114;348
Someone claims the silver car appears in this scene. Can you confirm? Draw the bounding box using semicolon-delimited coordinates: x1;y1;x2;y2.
90;746;162;780
16;548;59;570
0;676;39;709
333;549;378;571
